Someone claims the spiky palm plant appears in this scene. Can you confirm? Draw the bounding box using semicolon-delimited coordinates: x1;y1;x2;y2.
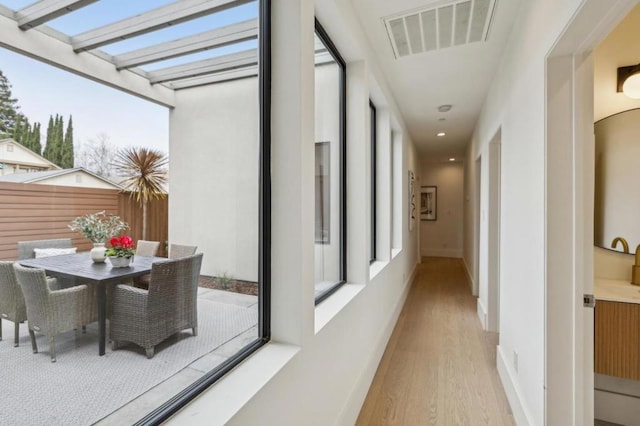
113;147;168;240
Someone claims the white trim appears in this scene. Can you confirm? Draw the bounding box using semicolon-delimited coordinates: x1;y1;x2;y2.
421;247;462;258
368;260;388;281
497;345;534;426
476;298;487;329
594;389;640;425
462;254;475;294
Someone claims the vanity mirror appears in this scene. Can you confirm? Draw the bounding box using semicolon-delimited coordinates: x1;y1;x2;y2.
594;108;640;254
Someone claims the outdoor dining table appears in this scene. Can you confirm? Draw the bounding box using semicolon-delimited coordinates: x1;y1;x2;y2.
18;252;164;356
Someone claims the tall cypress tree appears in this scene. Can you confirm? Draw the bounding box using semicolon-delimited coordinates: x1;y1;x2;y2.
55;115;64;165
0;70;20;138
61;115;74;168
43;115;54;160
31;122;41;155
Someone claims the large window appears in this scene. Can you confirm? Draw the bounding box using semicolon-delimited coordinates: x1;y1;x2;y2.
370;100;377;263
0;0;270;424
314;20;346;303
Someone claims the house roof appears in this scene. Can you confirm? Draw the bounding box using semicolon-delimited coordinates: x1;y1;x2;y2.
0;166;123;189
0;138;61;169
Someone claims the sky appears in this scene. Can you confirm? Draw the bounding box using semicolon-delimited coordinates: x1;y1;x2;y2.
0;0;258;155
2;47;170;153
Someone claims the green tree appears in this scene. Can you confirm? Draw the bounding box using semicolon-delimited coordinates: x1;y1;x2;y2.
30;122;41;155
0;70;20;138
43;114;67;166
61;115;74;168
43;115;54;159
113;147;168;240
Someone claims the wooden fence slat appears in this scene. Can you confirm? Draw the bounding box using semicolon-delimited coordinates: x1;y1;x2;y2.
0;182;168;260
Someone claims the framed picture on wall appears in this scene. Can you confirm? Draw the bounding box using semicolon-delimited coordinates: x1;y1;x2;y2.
408;171;416;231
420;186;437;221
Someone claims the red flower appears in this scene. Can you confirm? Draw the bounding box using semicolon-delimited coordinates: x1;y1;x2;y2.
106;235;136;257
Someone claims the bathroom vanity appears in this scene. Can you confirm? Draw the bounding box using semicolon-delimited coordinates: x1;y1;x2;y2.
595;278;640;380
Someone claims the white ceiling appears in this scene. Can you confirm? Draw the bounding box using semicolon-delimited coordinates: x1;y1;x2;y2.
350;0;521;161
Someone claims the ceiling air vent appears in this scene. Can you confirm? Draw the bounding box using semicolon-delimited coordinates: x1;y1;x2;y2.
384;0;497;59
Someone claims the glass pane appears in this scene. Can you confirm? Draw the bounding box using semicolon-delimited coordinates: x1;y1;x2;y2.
314;32;342;299
0;0;265;422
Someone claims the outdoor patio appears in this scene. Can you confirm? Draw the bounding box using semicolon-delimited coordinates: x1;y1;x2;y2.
0;286;258;425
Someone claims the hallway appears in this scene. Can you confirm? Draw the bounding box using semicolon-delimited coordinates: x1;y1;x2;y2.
357;257;514;425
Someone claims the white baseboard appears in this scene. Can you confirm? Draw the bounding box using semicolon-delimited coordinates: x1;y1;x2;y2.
595;389;640;425
497;345;534;426
477;298;487;330
421;248;463;258
462;256;476;295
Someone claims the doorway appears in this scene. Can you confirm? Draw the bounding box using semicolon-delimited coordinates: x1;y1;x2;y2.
545;0;637;424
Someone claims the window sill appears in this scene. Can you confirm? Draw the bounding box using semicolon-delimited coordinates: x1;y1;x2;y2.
391;248;401;259
369;259;388;281
314;282;365;334
167;342;300;425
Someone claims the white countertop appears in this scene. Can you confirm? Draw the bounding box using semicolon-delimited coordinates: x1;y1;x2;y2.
595;278;640;304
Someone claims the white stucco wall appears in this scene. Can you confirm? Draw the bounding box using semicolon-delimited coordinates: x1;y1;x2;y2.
169;78;259;282
419;161;464;258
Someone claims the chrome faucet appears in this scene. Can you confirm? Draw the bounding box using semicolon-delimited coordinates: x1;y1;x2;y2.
612;236;630;253
633;245;640;286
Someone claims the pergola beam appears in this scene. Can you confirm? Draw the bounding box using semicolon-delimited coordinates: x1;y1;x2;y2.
148;48;257;84
0;13;175;107
16;0;98;30
71;0;252;52
114;18;258;70
168;66;257;90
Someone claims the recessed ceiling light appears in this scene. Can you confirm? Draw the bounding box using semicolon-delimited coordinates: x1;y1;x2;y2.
438;104;452;112
449;158;455;161
438;118;446;121
437;132;446;137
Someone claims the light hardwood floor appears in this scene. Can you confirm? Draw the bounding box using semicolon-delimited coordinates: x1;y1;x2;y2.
357;257;514;425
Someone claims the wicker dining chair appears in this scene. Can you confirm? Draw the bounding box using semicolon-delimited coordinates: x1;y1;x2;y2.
135;240;160;257
13;264;97;362
135;243;198;289
110;253;203;359
168;243;197;259
17;239;76;289
0;261;27;347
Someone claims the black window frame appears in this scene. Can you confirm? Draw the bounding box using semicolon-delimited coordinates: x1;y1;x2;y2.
369;100;377;264
133;0;271;423
314;18;347;305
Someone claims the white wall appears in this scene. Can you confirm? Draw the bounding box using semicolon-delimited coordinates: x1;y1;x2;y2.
463;0;596;424
168;0;420;424
169;78;259;282
419;161;463;258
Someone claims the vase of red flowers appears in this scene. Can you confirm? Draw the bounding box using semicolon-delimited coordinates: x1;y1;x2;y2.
106;236;136;268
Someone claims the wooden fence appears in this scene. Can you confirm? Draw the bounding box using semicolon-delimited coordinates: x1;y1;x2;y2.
0;181;168;260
